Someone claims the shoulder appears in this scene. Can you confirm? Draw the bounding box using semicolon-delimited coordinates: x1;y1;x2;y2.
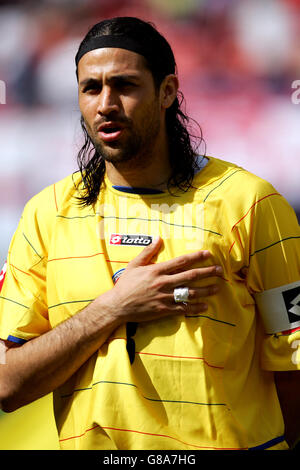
193;156;296;232
18;172;89;250
23;172;84;221
198;156;280;202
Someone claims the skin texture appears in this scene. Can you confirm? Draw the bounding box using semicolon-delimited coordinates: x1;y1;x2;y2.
77;47;179;189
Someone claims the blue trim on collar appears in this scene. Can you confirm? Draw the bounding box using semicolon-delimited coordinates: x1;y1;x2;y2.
112;185;164;195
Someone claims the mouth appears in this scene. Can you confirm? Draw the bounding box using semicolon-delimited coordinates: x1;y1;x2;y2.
97;122;125;143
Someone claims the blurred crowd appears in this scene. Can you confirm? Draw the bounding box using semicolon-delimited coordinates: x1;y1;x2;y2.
1;0;300;106
0;0;299;263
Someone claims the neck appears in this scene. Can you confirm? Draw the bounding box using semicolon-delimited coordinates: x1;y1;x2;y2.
105;135;171;190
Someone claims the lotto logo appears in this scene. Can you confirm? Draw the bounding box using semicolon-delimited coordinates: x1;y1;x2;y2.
110;235;122;245
0;261;7;292
110;234;153;246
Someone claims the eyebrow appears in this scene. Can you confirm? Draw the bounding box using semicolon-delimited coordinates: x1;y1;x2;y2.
79;74;141;88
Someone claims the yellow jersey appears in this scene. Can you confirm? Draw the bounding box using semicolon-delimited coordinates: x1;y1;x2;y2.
0;156;299;450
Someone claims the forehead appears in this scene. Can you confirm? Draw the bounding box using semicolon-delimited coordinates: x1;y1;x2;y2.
77;47;149;80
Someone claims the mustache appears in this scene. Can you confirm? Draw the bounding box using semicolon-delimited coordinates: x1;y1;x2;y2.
93;115;132;132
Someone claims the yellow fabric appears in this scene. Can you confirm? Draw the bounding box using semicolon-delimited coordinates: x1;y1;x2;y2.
0;156;299;450
0;395;59;450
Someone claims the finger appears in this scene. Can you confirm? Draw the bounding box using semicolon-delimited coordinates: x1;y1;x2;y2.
156;250;211;275
175;301;209;314
166;265;223;287
187;284;220;299
127;236;163;268
163;284;219;305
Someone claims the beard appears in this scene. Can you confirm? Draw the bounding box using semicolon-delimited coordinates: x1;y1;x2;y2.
84;99;162;169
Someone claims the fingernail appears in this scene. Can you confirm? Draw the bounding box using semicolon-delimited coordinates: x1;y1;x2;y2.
216;266;223;274
152;236;161;244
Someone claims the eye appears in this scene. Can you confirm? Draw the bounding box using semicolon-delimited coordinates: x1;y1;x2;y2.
82;82;101;94
115;79;137;90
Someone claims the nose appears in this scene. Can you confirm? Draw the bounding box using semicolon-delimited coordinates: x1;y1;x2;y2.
97;85;120;116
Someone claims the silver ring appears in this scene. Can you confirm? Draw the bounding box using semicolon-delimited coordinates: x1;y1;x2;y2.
173;287;189;303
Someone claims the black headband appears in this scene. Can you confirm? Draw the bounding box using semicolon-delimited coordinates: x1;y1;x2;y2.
75;35;154;67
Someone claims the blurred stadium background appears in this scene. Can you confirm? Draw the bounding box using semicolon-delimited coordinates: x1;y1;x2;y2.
0;0;299;450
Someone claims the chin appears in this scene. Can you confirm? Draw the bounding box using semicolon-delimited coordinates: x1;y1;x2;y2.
100;148;136;165
95;141;141;165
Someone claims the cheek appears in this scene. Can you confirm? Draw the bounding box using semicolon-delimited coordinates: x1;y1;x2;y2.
79;95;96;120
121;95;139;118
125;95;157;124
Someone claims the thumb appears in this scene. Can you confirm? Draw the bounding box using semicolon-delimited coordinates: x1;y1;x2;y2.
127;236;162;268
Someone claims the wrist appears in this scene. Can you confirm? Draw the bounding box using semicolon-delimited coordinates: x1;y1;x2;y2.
86;290;123;332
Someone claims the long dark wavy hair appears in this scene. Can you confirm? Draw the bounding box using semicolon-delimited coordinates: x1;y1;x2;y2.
75;17;206;207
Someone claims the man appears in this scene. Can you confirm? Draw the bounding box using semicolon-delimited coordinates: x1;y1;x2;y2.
0;17;300;451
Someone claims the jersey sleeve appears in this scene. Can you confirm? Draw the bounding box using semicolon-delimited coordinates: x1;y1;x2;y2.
0;196;51;344
240;185;300;371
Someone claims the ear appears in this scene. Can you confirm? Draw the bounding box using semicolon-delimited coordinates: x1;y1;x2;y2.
160;74;179;110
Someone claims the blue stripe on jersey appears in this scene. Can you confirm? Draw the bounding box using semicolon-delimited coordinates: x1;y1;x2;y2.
112;186;164;195
249;435;285;450
7;335;27;345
